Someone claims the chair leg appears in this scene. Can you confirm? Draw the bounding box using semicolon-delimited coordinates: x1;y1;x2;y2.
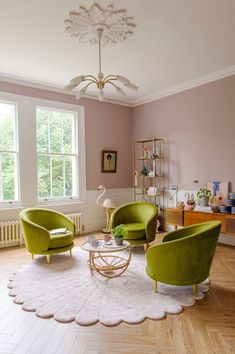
192;284;198;298
153;280;158;293
47;255;51;264
144;243;149;252
31;254;34;260
70;249;72;256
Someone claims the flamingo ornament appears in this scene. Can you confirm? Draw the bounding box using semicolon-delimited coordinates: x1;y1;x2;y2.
96;185;116;233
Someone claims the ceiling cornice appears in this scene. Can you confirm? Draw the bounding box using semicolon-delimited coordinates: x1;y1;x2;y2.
130;65;235;107
0;65;234;108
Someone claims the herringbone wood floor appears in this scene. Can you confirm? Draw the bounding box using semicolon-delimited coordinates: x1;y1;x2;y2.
0;233;234;354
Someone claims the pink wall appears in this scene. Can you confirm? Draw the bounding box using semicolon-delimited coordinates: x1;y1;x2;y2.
0;82;132;190
132;75;235;191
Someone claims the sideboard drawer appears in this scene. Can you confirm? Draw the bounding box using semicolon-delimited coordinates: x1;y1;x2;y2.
166;208;183;227
184;211;226;233
225;216;235;236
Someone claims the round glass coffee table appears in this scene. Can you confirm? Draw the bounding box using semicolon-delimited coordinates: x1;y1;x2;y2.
81;240;131;278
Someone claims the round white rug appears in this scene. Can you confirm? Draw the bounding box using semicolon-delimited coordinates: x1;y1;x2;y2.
8;247;209;326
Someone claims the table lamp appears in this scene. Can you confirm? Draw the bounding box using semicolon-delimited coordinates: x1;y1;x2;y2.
170;180;199;204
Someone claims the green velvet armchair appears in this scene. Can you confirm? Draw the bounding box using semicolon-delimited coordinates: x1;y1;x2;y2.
110;202;158;247
20;208;75;263
146;221;221;297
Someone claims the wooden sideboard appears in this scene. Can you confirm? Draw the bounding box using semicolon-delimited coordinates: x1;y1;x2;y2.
166;208;235;237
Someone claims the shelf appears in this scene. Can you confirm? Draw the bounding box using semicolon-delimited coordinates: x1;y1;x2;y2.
135;193;160;196
136;157;163;160
135;138;164;143
138;175;164;178
134;137;164;209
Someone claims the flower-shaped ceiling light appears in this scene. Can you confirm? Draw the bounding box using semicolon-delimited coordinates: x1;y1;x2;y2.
64;3;138;101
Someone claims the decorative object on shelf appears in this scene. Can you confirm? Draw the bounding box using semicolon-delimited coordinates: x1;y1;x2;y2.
143;146;150;158
196;188;211;206
170;180;199;204
64;3;138;101
151;152;159;159
207;181;229;205
184;193;196;211
101;150;117;172
209;195;219;213
96;185;116;233
220;205;231;213
229;192;235;199
147;186;157;196
148;170;155;177
140;164;148;176
111;224;128;245
134;138;164;210
134;170;139;186
177;201;185;210
211;205;219;213
225;199;235;206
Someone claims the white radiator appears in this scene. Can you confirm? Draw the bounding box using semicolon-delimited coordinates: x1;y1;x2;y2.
0;220;23;248
66;212;82;235
0;212;82;248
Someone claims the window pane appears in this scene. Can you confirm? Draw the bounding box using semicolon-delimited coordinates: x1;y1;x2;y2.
37;109;49;153
38;155;51;198
37;106;77;200
1;153;15;200
49;111;62;153
65;157;73;196
52;156;64;198
0;102;15;151
62;113;73;154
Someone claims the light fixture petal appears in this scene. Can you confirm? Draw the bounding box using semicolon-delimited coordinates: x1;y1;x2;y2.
112;83;126;96
124;81;138;91
115;75;130;84
64;83;77;91
98;89;104;101
70;75;84;85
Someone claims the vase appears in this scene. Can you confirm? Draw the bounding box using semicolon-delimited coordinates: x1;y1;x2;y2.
199;196;209;206
114;237;124;246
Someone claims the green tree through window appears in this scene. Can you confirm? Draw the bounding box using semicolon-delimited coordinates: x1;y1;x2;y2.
37;107;77;200
0;102;18;202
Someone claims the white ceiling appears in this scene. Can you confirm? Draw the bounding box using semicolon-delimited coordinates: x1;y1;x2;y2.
0;0;234;106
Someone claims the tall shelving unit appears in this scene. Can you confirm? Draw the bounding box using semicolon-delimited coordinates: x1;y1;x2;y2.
133;138;164;212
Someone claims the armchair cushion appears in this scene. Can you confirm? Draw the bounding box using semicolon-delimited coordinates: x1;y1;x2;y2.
49;231;74;249
111;202;158;245
123;223;145;239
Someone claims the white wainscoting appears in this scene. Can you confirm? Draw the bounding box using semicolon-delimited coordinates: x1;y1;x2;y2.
0;188;133;235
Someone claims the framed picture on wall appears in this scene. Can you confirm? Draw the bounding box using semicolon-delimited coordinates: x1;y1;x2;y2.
102;150;117;173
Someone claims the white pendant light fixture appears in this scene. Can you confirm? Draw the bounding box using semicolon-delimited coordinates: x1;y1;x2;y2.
64;3;138;101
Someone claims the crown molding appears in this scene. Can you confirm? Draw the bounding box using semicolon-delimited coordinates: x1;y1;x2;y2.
0;65;234;109
131;65;235;107
0;73;131;107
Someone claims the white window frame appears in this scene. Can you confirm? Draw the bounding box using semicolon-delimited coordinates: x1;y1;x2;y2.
0;91;86;209
36;105;79;202
0;99;20;206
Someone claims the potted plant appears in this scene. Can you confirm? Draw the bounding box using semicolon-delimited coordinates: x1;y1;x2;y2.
111;224;128;245
196;188;211;206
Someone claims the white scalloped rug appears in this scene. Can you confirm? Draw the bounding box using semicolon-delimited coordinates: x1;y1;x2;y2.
8;247;209;326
